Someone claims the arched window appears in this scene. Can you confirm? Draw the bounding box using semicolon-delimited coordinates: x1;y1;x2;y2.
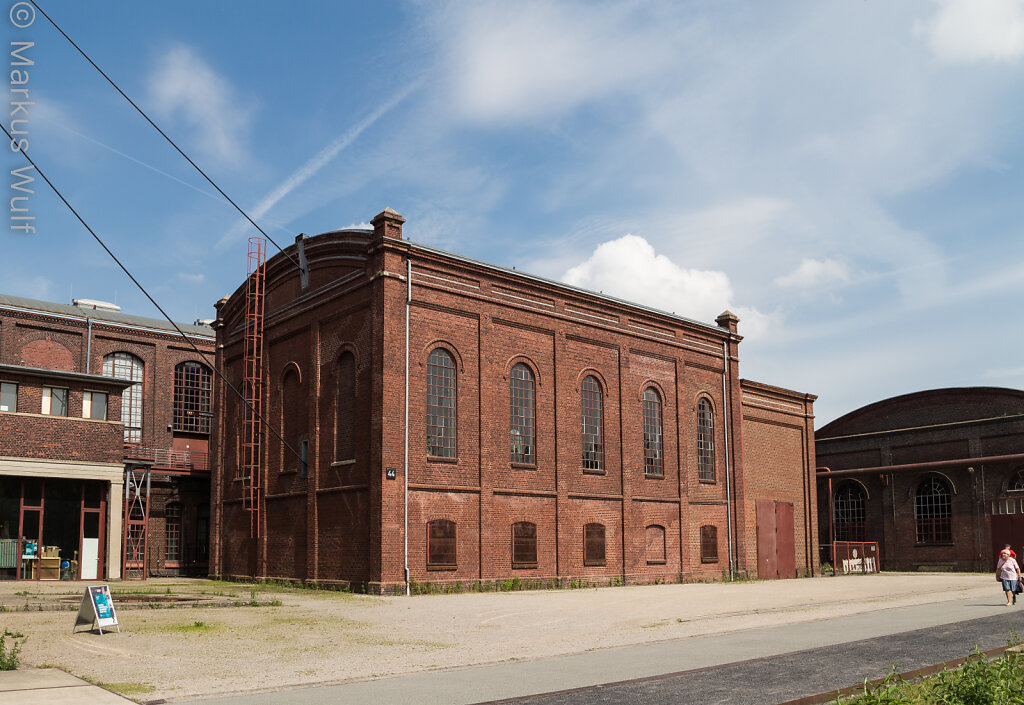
281;367;303;472
165;502;182;563
427;348;456;458
833;483;866;542
510;363;536;464
426;519;456;570
581;375;603;472
646;525;666;565
1011;469;1024;492
700;525;718;563
173;361;212;433
642;388;663;476
103;352;143;443
915;478;952;544
512;521;538;569
697;398;715;482
335;352;355;461
584;523;606;566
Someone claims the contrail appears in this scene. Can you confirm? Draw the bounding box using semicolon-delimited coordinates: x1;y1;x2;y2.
217;81;421;248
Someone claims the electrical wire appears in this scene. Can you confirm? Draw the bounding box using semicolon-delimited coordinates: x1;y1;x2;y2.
28;0;305;274
0;120;305;465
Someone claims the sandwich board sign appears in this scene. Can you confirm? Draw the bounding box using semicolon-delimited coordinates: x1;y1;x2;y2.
73;585;120;634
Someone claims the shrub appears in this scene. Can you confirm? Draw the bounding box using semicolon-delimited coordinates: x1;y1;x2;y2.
0;629;25;671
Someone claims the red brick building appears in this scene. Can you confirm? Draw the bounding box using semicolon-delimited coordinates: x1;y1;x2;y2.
0;294;214;580
211;209;818;592
816;388;1024;572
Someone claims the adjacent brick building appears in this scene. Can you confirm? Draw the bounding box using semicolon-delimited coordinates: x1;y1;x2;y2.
0;294;214;580
816;387;1024;572
211;209;819;592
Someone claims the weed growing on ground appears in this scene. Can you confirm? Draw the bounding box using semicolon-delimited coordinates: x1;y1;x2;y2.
174;621;213;633
0;629;25;670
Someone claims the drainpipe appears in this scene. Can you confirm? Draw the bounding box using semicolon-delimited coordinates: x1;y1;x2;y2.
721;340;734;580
404;258;411;596
86;317;93;373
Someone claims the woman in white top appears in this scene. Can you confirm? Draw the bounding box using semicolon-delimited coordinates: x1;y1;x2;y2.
996;548;1022;606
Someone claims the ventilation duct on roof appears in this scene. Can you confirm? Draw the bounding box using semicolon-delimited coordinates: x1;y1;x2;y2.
72;298;120;312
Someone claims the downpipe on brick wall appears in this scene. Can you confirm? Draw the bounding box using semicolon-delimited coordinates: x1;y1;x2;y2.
722;340;734;580
404;258;411;596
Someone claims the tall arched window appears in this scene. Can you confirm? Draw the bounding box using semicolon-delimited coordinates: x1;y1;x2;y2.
697;397;715;482
281;367;302;472
165;502;182;563
173;361;212;433
581;375;603;472
427;348;456;458
834;483;866;542
915;477;952;543
642;387;663;476
335;352;355;461
510;363;536;464
103;352;144;443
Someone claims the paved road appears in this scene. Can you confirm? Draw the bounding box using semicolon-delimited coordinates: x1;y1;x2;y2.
190;597;1024;705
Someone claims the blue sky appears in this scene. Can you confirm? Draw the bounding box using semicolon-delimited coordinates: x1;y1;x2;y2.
4;0;1024;424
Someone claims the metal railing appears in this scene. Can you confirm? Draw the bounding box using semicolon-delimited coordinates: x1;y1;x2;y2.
123;444;209;472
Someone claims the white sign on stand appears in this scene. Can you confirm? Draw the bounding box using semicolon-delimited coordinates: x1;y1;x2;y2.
72;584;119;634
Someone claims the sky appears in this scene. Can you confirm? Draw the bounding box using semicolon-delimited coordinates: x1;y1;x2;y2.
3;0;1024;425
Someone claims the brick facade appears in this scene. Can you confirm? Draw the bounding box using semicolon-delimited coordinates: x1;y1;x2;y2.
0;296;214;579
816;387;1024;572
211;209;819;591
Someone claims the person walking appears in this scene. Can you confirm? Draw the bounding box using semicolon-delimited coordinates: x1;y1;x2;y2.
996;548;1022;606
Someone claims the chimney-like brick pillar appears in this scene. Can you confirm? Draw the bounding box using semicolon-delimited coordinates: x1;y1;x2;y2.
716;310;739;334
371;207;406;240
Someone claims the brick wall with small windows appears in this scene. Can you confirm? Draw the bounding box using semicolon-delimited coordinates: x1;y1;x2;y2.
817;388;1024;572
210;209;819;591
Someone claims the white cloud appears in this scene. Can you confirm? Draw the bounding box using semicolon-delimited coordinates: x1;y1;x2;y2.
149;46;253;166
440;1;675;123
916;0;1024;64
775;258;850;290
561;234;775;337
176;272;205;283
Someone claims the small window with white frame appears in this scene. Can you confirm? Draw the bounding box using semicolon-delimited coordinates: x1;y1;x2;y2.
83;391;108;420
42;387;68;416
0;382;16;412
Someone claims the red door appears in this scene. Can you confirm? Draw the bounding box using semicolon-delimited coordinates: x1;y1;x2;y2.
776;501;796;579
756;499;777;579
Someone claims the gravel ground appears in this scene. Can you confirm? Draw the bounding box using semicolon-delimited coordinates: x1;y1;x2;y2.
0;573;997;702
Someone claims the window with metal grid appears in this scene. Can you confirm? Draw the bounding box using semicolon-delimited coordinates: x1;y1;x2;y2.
697;397;715;482
336;352;355;461
581;375;603;472
642;388;663;476
833;483;866;542
165;503;182;562
700;524;718;563
512;521;537;568
510;364;536;464
426;519;456;570
103;352;144;443
173;361;212;433
584;523;606;566
915;477;952;543
1012;469;1024;492
427;348;456;458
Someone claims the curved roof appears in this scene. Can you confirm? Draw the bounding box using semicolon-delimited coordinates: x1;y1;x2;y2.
817;387;1024;438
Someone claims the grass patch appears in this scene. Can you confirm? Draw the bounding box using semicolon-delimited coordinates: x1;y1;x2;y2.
174;621;214;633
99;681;157;696
0;629;25;670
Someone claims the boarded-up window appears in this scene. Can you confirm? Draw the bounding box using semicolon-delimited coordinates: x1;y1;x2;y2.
512;522;538;568
700;525;718;563
584;523;606;566
427;519;456;570
646;524;666;565
336;352;355;461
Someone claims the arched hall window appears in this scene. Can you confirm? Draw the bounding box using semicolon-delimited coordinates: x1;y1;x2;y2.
915;477;952;544
697;397;715;482
510;363;536;464
103;352;144;443
642;387;663;476
581;375;603;472
427;348;456;458
833;483;866;542
173;361;212;433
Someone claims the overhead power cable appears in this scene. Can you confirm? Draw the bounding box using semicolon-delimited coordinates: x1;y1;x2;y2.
28;0;304;274
0;120;305;465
